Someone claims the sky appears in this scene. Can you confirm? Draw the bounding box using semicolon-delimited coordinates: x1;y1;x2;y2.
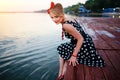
0;0;87;11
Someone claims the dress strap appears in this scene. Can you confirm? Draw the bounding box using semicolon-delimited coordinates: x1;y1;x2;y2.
63;20;77;24
63;20;69;24
62;28;64;40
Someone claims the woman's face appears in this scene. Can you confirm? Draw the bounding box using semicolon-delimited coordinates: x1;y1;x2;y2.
49;12;63;24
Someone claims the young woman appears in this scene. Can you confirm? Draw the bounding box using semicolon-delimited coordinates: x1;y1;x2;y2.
47;2;105;80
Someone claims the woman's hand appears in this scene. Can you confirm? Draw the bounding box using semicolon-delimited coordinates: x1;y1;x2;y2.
68;55;79;66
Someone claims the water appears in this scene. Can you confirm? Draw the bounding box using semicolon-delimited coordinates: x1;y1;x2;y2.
0;13;65;80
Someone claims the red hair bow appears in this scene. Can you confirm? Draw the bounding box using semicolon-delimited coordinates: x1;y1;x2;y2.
47;2;55;14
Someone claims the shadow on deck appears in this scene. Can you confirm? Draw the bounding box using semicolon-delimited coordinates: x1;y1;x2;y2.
64;17;120;80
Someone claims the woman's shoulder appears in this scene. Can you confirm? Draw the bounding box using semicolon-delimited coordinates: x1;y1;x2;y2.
62;19;77;30
63;18;76;24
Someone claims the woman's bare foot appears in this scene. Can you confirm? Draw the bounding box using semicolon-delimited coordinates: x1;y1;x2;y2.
56;75;64;80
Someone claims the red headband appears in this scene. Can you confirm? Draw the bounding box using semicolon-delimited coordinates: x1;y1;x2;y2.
47;2;55;14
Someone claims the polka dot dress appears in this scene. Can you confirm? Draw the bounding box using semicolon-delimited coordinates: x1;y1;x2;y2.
57;20;105;67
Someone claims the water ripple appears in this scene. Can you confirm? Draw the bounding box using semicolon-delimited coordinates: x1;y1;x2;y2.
0;36;61;80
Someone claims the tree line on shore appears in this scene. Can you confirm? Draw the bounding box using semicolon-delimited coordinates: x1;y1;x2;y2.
64;0;120;14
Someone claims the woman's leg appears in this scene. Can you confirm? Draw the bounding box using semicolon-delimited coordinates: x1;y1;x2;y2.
58;55;64;76
62;61;67;75
58;55;67;76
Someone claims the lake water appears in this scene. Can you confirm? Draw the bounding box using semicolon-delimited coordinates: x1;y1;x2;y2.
0;13;67;80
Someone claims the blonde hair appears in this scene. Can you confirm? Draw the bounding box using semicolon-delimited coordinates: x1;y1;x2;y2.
50;3;64;16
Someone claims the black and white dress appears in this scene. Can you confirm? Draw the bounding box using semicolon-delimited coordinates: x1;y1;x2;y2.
57;20;105;67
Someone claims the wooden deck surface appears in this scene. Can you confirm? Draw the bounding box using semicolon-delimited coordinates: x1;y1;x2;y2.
64;17;120;80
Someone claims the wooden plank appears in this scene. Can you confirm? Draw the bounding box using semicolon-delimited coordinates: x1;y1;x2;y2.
78;18;113;50
64;62;84;80
98;35;120;49
98;50;120;80
105;50;120;74
64;62;75;80
91;67;105;80
94;24;120;49
103;27;120;39
76;64;84;80
106;40;120;49
91;18;120;42
90;26;113;50
83;65;92;80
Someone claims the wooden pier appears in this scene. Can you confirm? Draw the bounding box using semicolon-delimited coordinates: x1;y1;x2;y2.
64;17;120;80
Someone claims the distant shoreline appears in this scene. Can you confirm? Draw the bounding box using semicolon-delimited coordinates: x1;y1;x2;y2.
0;10;47;13
0;12;46;13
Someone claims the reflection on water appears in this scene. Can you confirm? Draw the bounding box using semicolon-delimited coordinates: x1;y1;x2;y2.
0;13;65;80
0;13;61;38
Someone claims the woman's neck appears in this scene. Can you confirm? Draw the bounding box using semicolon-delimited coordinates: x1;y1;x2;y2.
61;17;67;24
